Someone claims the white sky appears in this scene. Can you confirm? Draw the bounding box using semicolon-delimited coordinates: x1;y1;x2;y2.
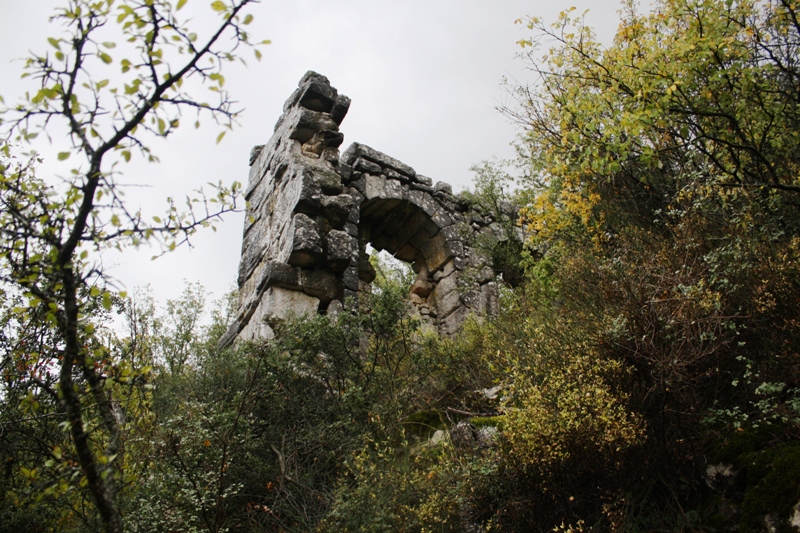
0;0;625;307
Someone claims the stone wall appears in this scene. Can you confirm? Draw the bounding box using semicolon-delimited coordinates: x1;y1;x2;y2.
220;72;514;346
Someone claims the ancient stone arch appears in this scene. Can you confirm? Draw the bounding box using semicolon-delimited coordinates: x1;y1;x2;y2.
220;72;513;346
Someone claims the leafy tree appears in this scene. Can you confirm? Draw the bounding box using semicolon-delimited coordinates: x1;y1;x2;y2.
492;0;800;529
0;1;267;530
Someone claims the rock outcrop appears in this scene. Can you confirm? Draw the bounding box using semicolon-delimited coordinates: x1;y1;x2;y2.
221;72;513;346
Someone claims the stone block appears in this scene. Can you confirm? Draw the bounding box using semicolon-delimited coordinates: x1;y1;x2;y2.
261;260;302;290
241;259;302;307
344;222;359;237
358;251;377;283
419;232;452;273
237;234;266;287
237;285;321;342
331;94;351;125
392;209;431;246
314;165;344;195
430;272;462;319
440;223;466;242
238;318;276;343
361;197;402;219
341;142;417;179
321;194;355;228
432;259;456;282
287;107;339;143
474;265;496;284
394;243;419;263
350;176;366;196
326;229;357;272
259;286;319;327
302;269;343;302
482;282;500;315
302;130;344;158
434;181;453;195
281;166;321;215
343;266;360;291
431;208;454;229
419;192;440;217
338;162;354;184
438;306;472;337
372;201;417;234
410;182;434;193
385;168;410;183
444;239;464;258
298;78;337;113
218;320;239;348
283;71;331;111
288;213;323;267
416;174;434;186
354;157;382;174
410;278;434;298
249;145;265;166
365;174;404;202
326;299;344;317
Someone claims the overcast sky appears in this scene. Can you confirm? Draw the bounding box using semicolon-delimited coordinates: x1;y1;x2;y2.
0;0;625;308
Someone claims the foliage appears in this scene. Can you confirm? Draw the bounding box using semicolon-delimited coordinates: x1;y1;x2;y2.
493;0;800;530
0;1;267;530
459;160;527;287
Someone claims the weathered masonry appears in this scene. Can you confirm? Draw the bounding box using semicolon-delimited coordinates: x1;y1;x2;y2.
220;72;514;346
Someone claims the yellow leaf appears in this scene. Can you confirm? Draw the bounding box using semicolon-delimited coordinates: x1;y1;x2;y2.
177;0;188;9
211;1;226;12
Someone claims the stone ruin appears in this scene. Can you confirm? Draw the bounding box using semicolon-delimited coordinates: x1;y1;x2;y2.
220;72;518;347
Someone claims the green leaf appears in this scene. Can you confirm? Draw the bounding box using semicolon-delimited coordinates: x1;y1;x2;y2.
211;1;226;12
102;42;117;49
47;37;61;50
177;0;188;10
57;152;71;160
99;52;113;64
102;292;112;311
216;130;226;144
243;13;253;25
96;79;109;89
